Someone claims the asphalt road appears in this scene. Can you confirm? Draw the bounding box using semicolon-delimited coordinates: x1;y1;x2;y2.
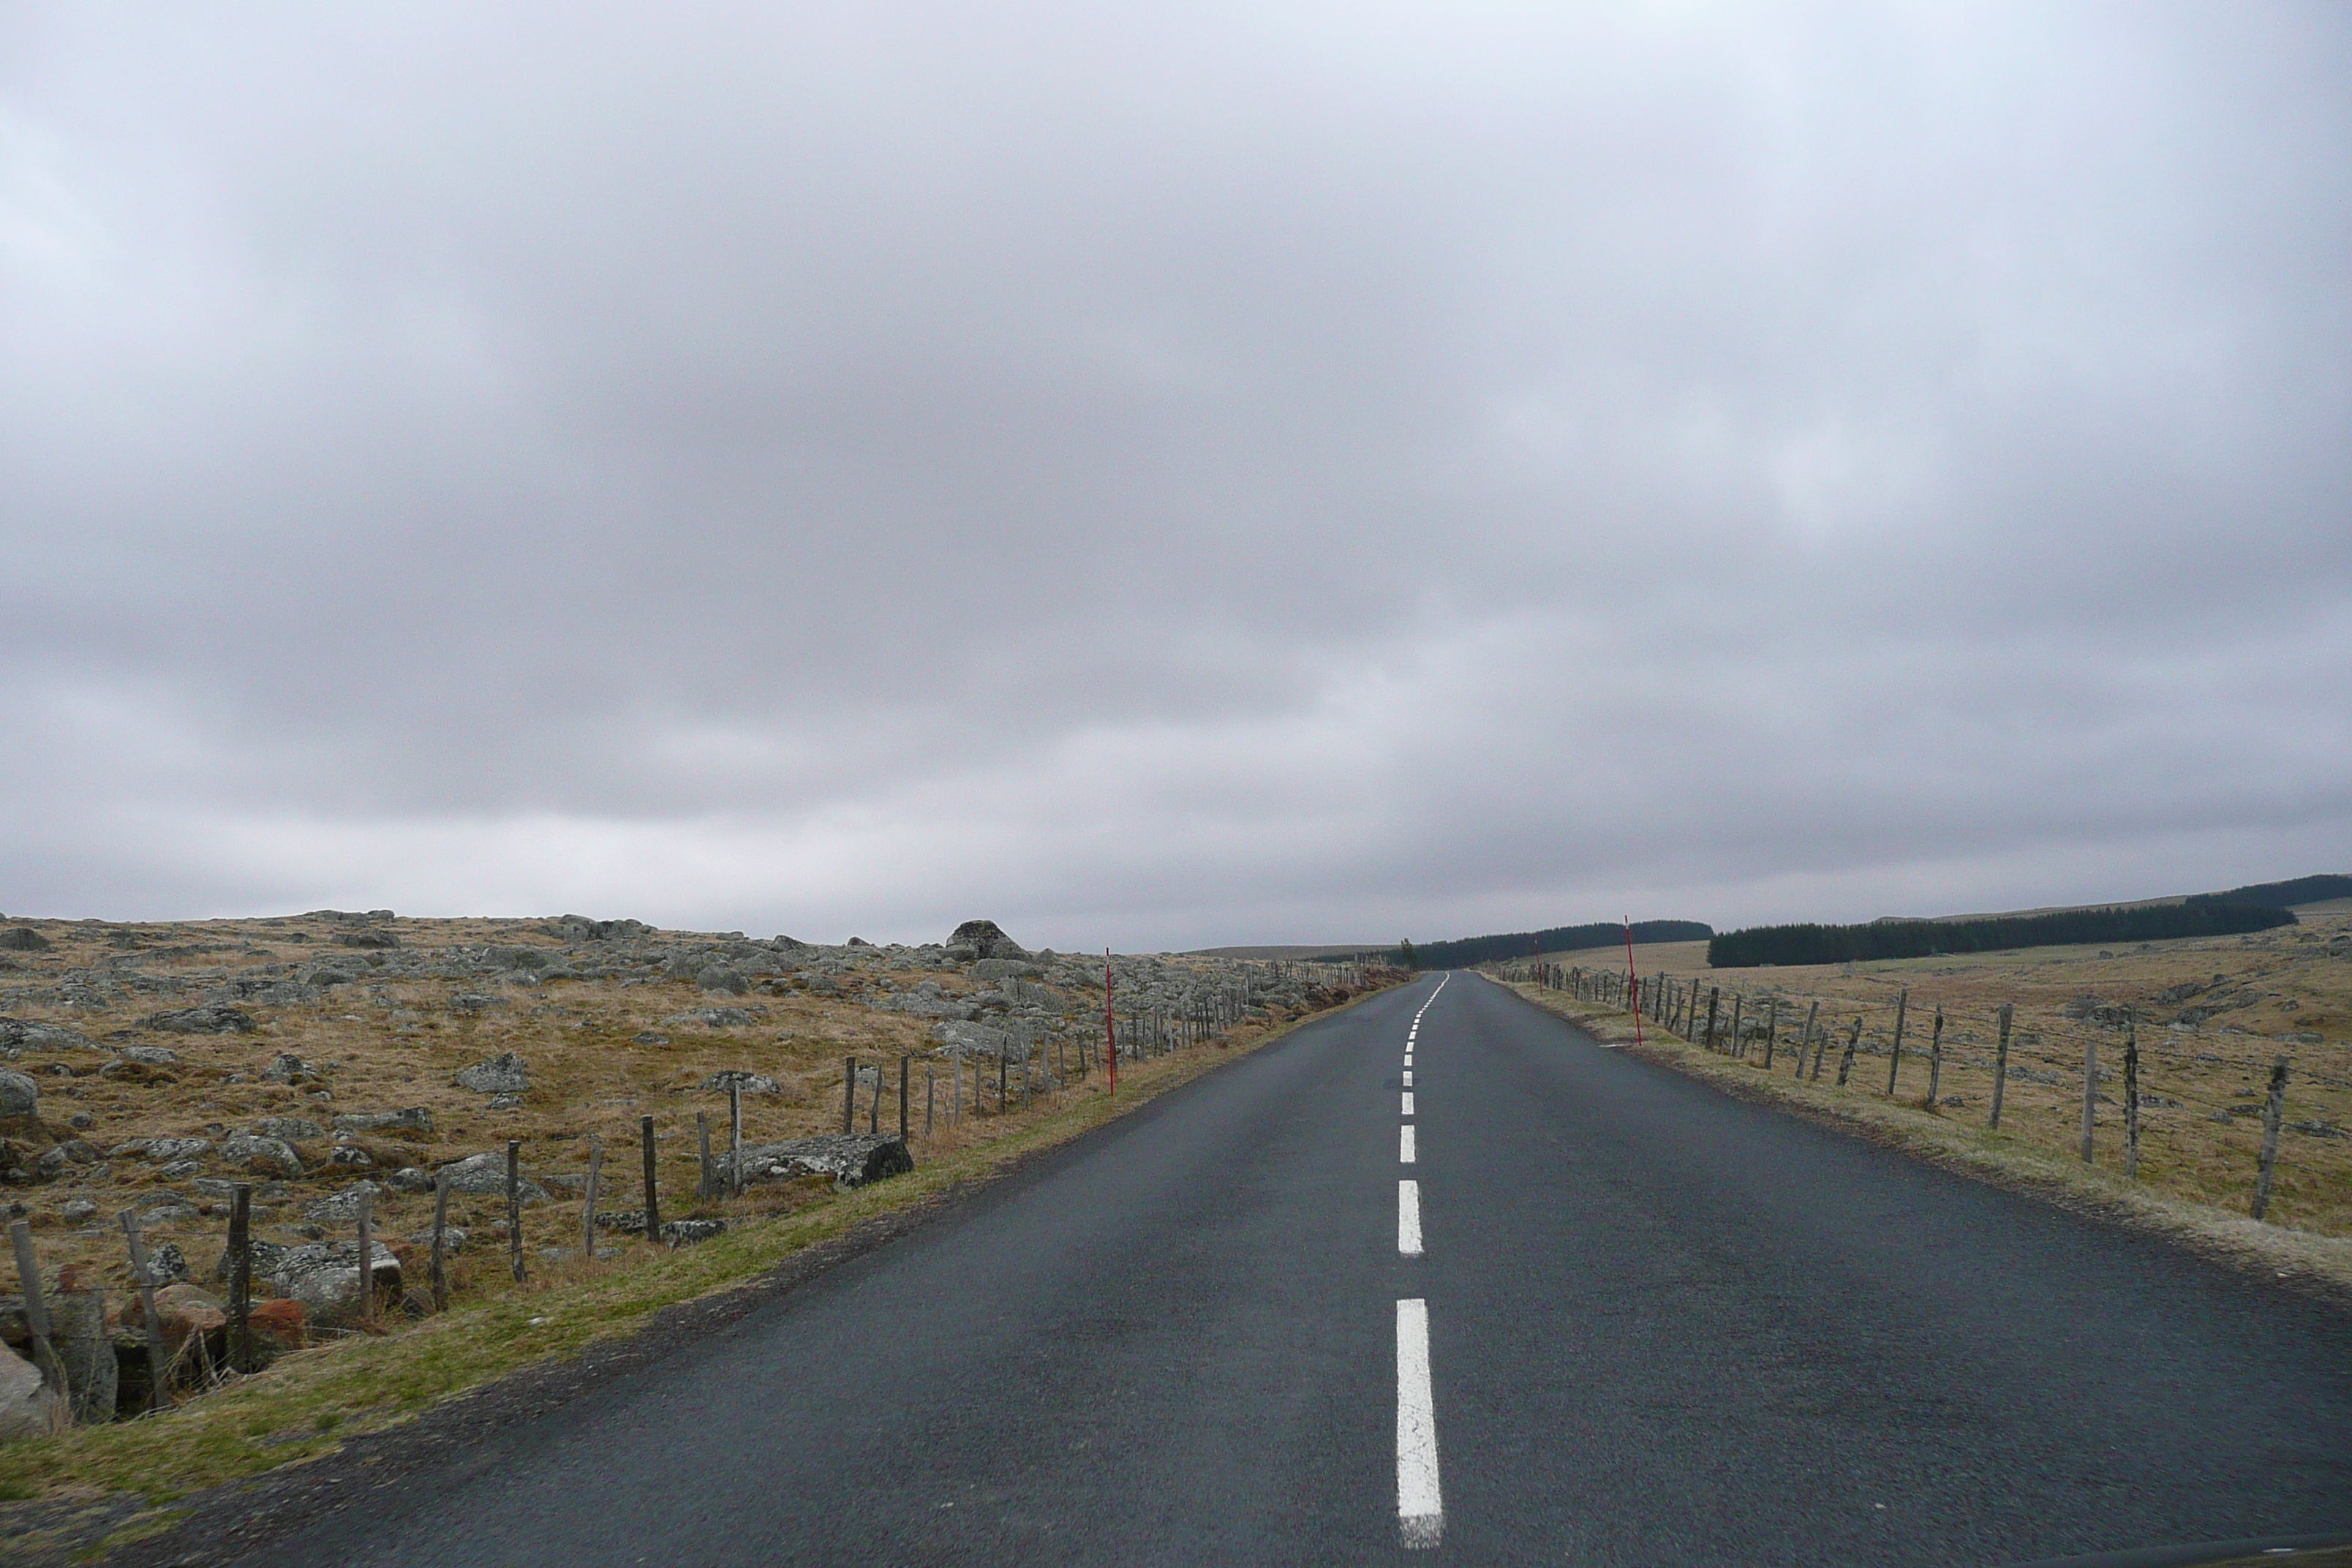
263;973;2352;1567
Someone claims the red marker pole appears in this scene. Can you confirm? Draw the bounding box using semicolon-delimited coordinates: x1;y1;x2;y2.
1104;948;1117;1096
1623;917;1644;1049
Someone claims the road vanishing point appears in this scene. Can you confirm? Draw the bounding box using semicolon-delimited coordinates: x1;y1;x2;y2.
237;973;2350;1567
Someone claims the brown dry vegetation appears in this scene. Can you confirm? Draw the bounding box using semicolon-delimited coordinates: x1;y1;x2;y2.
1498;902;2352;1243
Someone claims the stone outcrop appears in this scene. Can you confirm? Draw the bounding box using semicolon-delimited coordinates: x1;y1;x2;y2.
729;1133;914;1190
454;1053;529;1094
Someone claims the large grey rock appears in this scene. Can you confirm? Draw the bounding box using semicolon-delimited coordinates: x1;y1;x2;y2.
0;927;50;951
731;1133;913;1190
261;1053;322;1083
121;1045;179;1066
143;1004;257;1035
970;957;1042;982
332;1107;434;1135
662;1007;753;1030
251;1116;326;1142
454;1053;530;1094
696;965;750;995
113;1136;211;1163
0;1347;61;1441
432;1151;550;1202
222;1134;304;1178
948;920;1028;960
264;1240;400;1324
932;1021;1024;1062
48;1290;117;1425
0;1068;35;1118
0;1019;94;1052
701;1071;778;1094
302;1181;385;1221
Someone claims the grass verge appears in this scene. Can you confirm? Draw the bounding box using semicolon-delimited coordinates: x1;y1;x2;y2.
0;981;1395;1537
1490;975;2352;1300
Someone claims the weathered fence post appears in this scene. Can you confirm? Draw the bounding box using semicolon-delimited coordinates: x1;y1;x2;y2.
1704;988;1720;1052
6;1220;64;1392
900;1055;911;1141
357;1186;378;1324
869;1069;881;1134
1886;990;1908;1096
1728;993;1744;1059
1990;1003;2014;1129
696;1112;714;1202
2251;1055;2291;1221
2078;1037;2100;1164
228;1183;255;1372
2122;1021;2141;1180
430;1170;452;1311
1804;1000;1825;1079
1761;996;1779;1070
121;1210;172;1409
1836;1017;1861;1086
640;1115;661;1247
729;1082;744;1197
926;1066;935;1135
842;1056;856;1134
1926;1006;1945;1107
583;1139;603;1263
504;1139;526;1282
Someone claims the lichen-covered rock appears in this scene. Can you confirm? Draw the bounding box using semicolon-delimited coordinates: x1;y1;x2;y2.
48;1289;116;1424
731;1133;913;1190
116;1281;226;1352
302;1181;384;1221
949;919;1028;960
0;1068;36;1119
252;1116;326;1142
701;1070;778;1094
662;1007;753;1030
264;1241;400;1325
223;1134;304;1178
143;1004;257;1035
0;1348;61;1441
332;1107;433;1135
454;1053;529;1094
431;1151;550;1201
0;1019;94;1052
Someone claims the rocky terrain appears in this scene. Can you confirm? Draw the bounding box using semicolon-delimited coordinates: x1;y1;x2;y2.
0;909;1368;1437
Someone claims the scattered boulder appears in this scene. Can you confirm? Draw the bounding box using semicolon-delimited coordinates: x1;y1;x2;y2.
60;1198;97;1226
117;1281;227;1354
0;929;51;951
143;1004;257;1035
729;1133;913;1190
696;965;750;996
933;1021;1021;1061
329;1147;373;1168
387;1166;436;1194
302;1182;385;1222
48;1289;117;1424
970;957;1042;982
145;1243;189;1285
333;930;401;949
0;1348;61;1441
118;1137;212;1164
0;1019;94;1052
0;1069;38;1118
633;1031;671;1047
447;992;503;1013
454;1053;530;1094
331;1107;433;1136
701;1071;779;1095
222;1134;304;1178
660;1218;726;1245
432;1151;550;1201
949;919;1028;960
263;1241;400;1326
252;1116;326;1142
661;1007;753;1030
261;1053;323;1084
121;1045;179;1066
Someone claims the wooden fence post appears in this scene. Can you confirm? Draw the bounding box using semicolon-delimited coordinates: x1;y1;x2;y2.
729;1082;744;1197
900;1055;910;1141
1835;1017;1861;1087
696;1112;713;1202
2250;1055;2291;1221
842;1057;856;1134
1926;1006;1945;1108
640;1115;661;1247
430;1172;451;1311
228;1183;254;1373
869;1069;881;1134
6;1220;64;1392
505;1139;526;1282
926;1067;935;1135
583;1139;603;1263
1990;1003;2013;1129
1886;990;1908;1096
1803;1001;1824;1079
357;1186;378;1324
1761;996;1779;1070
121;1210;172;1409
1728;993;1744;1059
2122;1022;2141;1180
2078;1037;2100;1164
1704;988;1720;1052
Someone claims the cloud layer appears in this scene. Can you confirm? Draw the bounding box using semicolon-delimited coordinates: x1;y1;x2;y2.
4;3;2348;947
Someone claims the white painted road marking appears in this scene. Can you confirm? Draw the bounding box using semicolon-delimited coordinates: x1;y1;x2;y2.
1398;1180;1422;1255
1400;1125;1416;1163
1396;1299;1443;1548
1401;1091;1414;1116
1402;1069;1413;1088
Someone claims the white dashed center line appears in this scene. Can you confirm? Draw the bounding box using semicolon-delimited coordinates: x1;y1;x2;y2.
1396;1299;1444;1548
1400;1124;1416;1163
1398;1180;1422;1255
1401;1090;1414;1116
1402;1069;1413;1087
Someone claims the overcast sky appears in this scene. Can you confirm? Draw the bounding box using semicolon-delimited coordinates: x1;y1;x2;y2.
4;4;2348;950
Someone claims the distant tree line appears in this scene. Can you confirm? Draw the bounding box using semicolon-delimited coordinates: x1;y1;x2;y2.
2185;873;2352;909
1395;920;1712;970
1707;901;2295;968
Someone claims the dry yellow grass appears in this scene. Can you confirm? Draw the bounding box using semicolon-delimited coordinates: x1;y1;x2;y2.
1491;905;2352;1273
